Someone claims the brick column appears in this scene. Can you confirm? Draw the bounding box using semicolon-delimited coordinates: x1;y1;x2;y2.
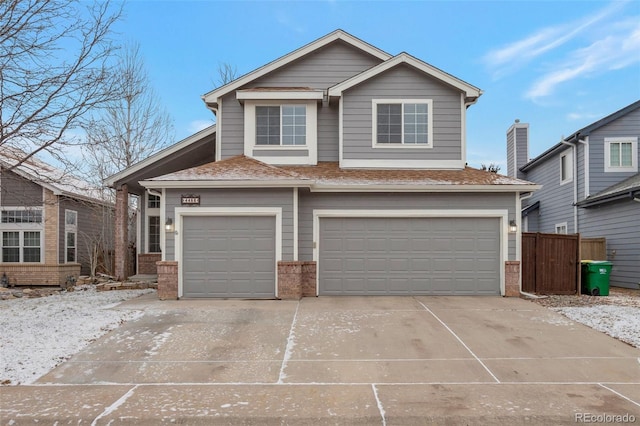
505;260;521;297
301;261;317;297
43;189;58;264
114;184;128;281
278;261;303;299
157;261;178;300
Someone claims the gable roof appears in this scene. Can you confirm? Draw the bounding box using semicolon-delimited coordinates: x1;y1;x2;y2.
202;30;391;106
0;147;109;205
577;172;640;207
328;52;482;103
522;100;640;171
142;156;539;192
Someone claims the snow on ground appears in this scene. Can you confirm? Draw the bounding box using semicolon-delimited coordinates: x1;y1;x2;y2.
0;286;154;385
552;305;640;349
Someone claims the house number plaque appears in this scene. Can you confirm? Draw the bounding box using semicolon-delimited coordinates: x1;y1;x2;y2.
181;195;200;206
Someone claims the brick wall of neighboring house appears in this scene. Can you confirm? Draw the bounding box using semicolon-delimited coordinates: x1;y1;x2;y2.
138;253;161;275
0;264;81;286
156;261;178;300
43;189;58;265
277;261;317;299
114;185;128;281
505;260;521;297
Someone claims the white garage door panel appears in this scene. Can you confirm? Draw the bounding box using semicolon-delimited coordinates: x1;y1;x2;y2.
319;217;500;295
182;216;276;298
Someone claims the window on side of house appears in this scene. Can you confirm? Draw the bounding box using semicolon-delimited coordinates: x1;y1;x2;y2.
256;105;306;146
148;194;160;209
555;223;568;234
1;209;43;223
373;100;432;146
605;137;638;172
1;231;42;263
560;152;572;184
65;210;77;263
148;216;161;253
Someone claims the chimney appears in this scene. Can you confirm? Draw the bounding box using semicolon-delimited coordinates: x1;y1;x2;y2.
506;119;529;180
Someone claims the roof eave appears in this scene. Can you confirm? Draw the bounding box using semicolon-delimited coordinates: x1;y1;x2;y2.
141;179;312;189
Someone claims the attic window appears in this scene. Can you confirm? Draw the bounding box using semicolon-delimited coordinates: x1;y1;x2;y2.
373;99;432;147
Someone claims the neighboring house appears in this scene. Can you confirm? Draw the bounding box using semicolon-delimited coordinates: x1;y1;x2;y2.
507;100;640;289
0;148;114;285
109;30;538;299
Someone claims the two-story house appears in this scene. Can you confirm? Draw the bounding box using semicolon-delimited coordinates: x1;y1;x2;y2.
109;30;538;299
1;148;114;286
507;100;640;289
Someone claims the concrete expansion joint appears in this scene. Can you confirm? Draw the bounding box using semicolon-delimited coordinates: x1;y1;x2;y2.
91;384;139;425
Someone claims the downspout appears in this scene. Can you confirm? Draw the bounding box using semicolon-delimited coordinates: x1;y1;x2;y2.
518;192;534;297
561;140;578;233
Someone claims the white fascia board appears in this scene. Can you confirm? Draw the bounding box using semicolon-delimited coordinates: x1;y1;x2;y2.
310;184;542;192
105;125;216;187
329;53;482;98
141;180;312;189
202;30;391;104
237;90;324;100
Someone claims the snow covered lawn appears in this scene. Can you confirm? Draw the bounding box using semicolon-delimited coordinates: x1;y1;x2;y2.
0;286;154;385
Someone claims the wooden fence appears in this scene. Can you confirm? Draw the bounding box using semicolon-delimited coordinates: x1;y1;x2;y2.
581;237;606;261
522;232;580;295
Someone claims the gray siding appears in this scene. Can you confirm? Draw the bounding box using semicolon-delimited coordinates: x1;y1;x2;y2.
522;148;575;234
1;169;42;207
297;190;517;262
506;128;515;178
579;199;640;289
59;197;114;275
515;127;528;180
164;188;294;261
342;64;462;161
253;149;309;157
587;108;640;195
219;41;382;161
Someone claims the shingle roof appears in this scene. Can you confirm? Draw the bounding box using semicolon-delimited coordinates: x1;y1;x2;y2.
577;172;640;207
145;155;536;189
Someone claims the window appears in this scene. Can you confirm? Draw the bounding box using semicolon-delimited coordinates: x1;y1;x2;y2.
2;231;41;262
148;216;161;253
373;100;432;146
148;194;160;209
65;210;77;263
555;223;568;234
560;152;572;184
1;209;42;223
256;105;306;146
605;137;638;173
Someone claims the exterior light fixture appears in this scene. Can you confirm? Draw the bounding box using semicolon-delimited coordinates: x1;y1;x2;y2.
509;220;518;233
165;218;173;231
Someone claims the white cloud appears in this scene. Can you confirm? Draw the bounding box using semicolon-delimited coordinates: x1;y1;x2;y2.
187;119;214;134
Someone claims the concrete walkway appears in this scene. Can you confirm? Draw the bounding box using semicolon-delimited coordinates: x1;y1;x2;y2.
2;295;639;424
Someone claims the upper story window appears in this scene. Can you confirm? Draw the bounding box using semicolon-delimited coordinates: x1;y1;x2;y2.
373;99;432;147
148;194;160;209
605;137;637;173
1;209;42;224
560;151;573;185
256;105;306;146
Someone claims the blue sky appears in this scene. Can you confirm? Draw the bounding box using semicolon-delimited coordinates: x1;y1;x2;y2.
113;0;640;169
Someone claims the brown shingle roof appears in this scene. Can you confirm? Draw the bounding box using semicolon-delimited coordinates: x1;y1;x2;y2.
148;156;535;187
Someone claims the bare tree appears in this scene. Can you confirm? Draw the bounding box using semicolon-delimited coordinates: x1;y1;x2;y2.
0;0;122;170
481;163;501;173
82;42;174;183
215;62;238;87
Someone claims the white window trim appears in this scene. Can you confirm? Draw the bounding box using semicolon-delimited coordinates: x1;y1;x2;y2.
244;100;317;165
64;210;78;264
604;137;638;173
312;209;508;296
560;151;573;185
555;222;568;234
146;191;161;253
371;99;433;149
1;230;44;264
174;207;282;299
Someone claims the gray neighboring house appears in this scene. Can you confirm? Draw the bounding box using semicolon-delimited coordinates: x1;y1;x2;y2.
109;29;539;299
507;100;640;289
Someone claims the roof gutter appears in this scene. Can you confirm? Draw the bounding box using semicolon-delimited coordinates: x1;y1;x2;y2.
577;189;640;208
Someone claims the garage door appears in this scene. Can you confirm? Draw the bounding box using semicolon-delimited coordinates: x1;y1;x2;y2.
182;216;275;298
319;217;500;295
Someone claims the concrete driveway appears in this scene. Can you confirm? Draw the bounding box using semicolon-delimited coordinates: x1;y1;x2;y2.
2;295;639;424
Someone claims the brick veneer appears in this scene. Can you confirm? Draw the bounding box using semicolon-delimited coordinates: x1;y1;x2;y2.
43;189;58;264
114;184;128;281
138;253;161;275
157;261;178;300
505;260;521;297
277;261;317;299
0;264;80;286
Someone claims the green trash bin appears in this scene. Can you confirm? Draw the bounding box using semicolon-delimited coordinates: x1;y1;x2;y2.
581;261;612;296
